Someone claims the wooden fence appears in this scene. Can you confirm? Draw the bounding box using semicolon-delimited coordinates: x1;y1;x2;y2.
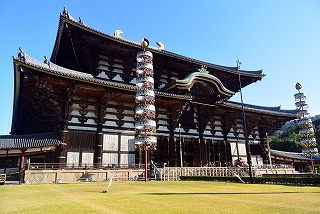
158;167;298;181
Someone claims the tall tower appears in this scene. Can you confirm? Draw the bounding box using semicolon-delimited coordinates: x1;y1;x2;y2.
294;83;318;166
134;39;157;181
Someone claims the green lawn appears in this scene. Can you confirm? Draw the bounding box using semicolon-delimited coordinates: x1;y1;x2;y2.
1;181;320;214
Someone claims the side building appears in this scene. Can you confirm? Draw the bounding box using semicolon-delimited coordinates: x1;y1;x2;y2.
0;9;297;172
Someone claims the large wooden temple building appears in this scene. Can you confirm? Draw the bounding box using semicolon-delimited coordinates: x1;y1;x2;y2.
0;9;299;172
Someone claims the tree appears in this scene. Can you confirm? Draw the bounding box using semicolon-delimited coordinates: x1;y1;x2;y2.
268;117;320;152
269;124;302;152
313;118;320;146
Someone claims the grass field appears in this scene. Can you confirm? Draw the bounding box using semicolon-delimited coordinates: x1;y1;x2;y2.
1;181;320;214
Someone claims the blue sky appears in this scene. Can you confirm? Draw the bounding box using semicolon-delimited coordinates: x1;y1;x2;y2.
1;1;320;135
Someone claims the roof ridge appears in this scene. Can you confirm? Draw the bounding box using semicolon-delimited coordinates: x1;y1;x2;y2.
53;8;264;77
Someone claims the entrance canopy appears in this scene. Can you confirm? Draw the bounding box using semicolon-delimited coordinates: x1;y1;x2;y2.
161;69;235;102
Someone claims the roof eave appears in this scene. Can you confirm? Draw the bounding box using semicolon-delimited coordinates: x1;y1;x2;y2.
10;60;22;135
217;101;297;117
15;55;193;102
50;15;66;63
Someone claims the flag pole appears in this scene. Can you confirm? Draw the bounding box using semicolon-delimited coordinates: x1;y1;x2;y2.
237;59;253;183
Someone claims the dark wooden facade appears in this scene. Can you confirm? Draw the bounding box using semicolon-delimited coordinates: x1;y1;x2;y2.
3;9;297;169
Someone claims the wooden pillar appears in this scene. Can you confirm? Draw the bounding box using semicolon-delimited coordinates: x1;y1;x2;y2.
95;129;103;168
197;104;208;167
160;136;169;166
181;137;185;167
201;139;208;166
139;146;143;167
258;128;268;165
177;136;184;167
169;136;177;167
94;91;110;168
57;85;74;169
94;100;103;168
56;130;68;168
193;139;201;167
225;140;232;166
223;135;228;167
210;140;215;166
211;140;217;166
144;143;148;182
168;114;177;167
206;140;210;166
198;132;206;167
221;115;235;167
19;149;26;182
19;150;26;174
219;140;226;166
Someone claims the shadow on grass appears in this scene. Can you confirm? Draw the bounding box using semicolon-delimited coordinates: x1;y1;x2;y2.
143;192;320;195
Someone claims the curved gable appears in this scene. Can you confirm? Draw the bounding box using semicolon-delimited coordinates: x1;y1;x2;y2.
162;71;235;100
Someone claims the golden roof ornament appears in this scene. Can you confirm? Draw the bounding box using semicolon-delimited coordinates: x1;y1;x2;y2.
114;30;123;38
141;38;149;50
197;65;209;74
156;41;164;50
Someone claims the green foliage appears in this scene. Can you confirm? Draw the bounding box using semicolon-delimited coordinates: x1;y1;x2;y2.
180;175;320;186
269;117;320;152
180;176;244;183
269;124;302;152
305;165;313;173
314;119;320;145
304;164;320;173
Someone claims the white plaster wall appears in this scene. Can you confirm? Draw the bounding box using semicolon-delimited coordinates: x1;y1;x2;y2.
102;153;118;166
103;134;118;151
81;152;94;167
120;136;134;152
67;152;79;167
120;154;135;166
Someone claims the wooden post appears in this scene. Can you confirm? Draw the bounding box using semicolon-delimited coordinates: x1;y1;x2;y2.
139;147;143;168
19;149;26;182
169;136;177;167
194;139;201;167
19;150;25;174
144;143;148;182
258;128;269;165
95;132;103;168
57;130;68;168
168;114;177;167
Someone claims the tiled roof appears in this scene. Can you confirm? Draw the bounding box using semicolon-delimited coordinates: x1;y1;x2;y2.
270;149;320;161
15;53;193;101
219;101;297;116
15;53;295;116
14;52;297;118
219;66;263;75
53;10;264;78
0;132;61;149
